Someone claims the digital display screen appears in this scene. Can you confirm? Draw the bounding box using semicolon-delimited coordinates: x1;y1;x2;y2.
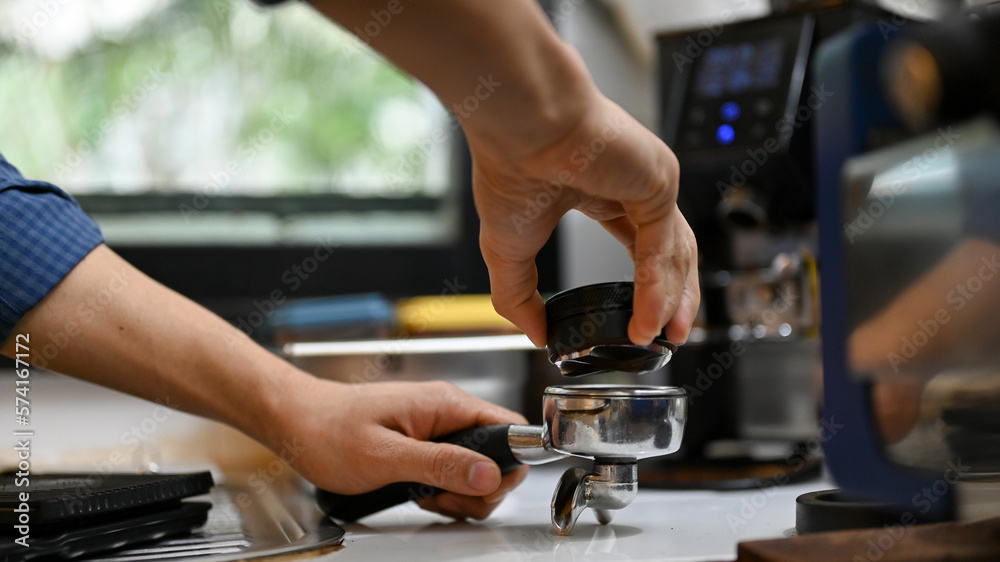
693;38;784;99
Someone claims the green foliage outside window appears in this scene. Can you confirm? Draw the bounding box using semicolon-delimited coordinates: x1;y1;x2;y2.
0;0;448;197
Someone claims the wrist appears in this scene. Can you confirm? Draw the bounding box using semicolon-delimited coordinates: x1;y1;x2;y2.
247;366;327;454
459;40;600;160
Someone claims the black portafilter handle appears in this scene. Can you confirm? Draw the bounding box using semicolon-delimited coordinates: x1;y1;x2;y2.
315;424;520;522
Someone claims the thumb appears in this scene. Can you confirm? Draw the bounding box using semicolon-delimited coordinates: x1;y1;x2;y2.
390;437;503;496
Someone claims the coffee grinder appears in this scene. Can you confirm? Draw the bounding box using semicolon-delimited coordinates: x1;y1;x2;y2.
650;2;895;486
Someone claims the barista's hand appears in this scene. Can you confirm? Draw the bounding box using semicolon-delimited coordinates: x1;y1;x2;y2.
4;245;527;522
469;94;699;348
309;0;698;349
282;378;530;520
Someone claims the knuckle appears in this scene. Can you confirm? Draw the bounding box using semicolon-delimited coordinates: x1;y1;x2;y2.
428;379;459;397
688;282;702;303
660;148;680;183
426;445;461;487
490;293;513;317
685;231;698;255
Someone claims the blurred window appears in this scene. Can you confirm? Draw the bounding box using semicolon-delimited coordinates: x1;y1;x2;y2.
0;0;457;246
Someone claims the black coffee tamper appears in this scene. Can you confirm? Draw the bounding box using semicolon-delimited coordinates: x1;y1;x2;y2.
544;281;677;377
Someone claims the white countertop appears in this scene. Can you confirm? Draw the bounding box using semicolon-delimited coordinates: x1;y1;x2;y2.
319;463;827;562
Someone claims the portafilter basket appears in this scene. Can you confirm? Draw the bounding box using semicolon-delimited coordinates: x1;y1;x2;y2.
316;384;687;535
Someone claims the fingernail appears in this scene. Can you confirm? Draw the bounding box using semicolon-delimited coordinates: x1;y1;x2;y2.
468;461;499;493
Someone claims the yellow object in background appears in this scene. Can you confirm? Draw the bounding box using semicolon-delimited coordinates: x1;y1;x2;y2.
396;294;519;335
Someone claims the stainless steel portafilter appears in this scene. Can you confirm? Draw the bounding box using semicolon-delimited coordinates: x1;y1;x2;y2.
316;384;687;535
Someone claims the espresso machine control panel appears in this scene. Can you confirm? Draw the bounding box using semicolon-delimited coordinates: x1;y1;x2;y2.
670;17;811;156
659;12;824;258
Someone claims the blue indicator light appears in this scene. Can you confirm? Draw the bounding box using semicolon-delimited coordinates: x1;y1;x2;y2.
720;101;741;122
716;124;735;146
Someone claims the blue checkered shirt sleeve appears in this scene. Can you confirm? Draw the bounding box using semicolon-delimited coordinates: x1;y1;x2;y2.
0;153;104;343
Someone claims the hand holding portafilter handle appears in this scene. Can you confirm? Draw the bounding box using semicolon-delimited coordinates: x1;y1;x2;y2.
315;424;556;522
315;384;687;531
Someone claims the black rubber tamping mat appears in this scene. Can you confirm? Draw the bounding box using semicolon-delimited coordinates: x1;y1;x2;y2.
0;472;214;525
0;472;214;561
0;501;211;561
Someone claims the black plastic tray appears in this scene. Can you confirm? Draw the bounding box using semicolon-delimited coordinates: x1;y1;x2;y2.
0;501;211;561
0;472;214;525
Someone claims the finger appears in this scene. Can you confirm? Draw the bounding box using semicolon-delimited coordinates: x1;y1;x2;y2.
664;245;700;345
419;465;528;519
630;203;698;346
374;386;527;496
380;381;527;442
380;435;504;496
479;240;548;347
483;465;529;502
418;466;529;520
595;215;637;259
412;381;529;438
628;217;678;345
577;196;628;222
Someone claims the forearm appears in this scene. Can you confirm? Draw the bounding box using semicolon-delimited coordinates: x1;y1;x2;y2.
0;244;305;450
0;245;530;511
310;0;597;153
